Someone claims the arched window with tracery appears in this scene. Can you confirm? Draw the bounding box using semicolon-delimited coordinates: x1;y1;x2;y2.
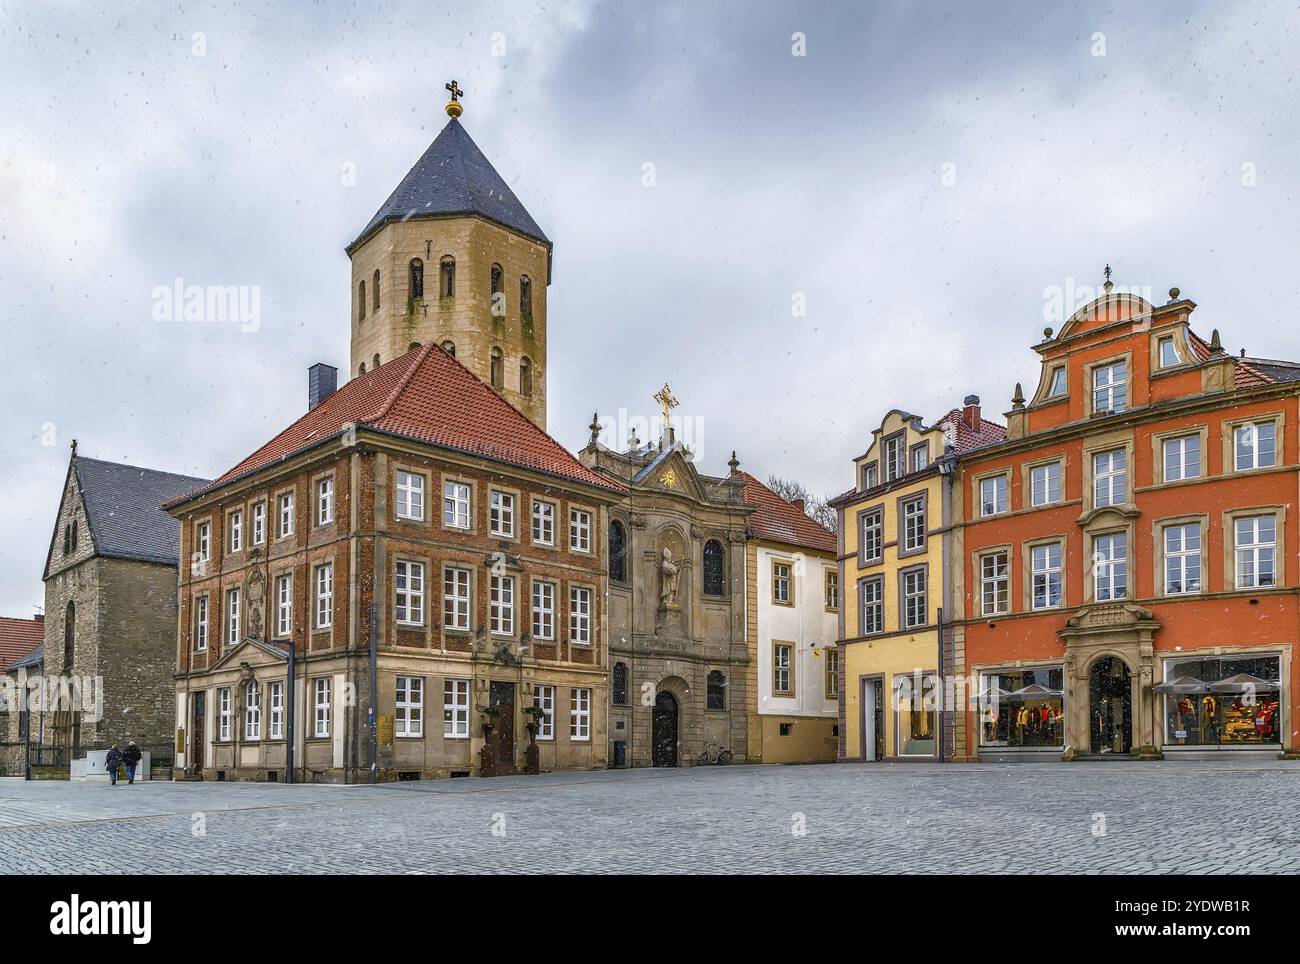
703;539;726;596
608;520;627;582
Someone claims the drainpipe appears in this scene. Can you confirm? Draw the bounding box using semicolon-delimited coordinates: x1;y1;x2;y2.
368;605;378;784
285;639;295;784
937;450;958;763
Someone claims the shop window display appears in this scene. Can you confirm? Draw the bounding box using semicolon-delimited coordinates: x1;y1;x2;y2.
894;673;938;757
979;666;1064;748
1157;655;1281;746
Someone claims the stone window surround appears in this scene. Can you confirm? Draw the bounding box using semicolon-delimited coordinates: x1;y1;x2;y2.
860;459;879;491
1152;513;1209;598
250;499;267;546
823;645;840;700
530;496;558;549
771;639;795;696
394;674;424;739
1222;505;1287;592
488;485;520;540
858;575;885;636
567;502;597;555
857;503;885;566
393;556;427;628
1150;424;1209;486
193;593;210;651
896;490;929;558
568;581;596;646
898;562;928;630
823;566;839;613
1148;324;1195;375
1083;350;1133;418
1034;361;1068;405
227;506;244;555
881;430;907;483
909;440;930;472
312;471;336;528
312;562;334;630
530;577;557;641
392;463;431;524
489;572;516;636
973;544;1012;617
1020;534;1068;612
1022;454;1067;509
1222;411;1285;476
441;562;475;634
440;472;477;533
971;467;1011;519
1081;428;1136;515
273;570;293;638
274;488;295;540
194;516;213;563
771;556;795;607
1082;521;1135;605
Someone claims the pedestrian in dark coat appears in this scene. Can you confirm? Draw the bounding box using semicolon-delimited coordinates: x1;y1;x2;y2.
105;745;123;786
122;741;143;785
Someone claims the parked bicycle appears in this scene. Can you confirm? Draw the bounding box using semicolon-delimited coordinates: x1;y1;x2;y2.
697;742;733;765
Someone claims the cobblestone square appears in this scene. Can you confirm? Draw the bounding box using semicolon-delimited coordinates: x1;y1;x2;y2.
2;760;1297;874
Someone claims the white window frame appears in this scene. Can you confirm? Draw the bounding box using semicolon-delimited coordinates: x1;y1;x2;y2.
1093;532;1128;601
773;643;792;694
1048;365;1067;397
902;568;927;628
226;587;241;646
1030;462;1062;507
531;580;555;640
442;480;471;529
443;678;470;738
902;496;926;551
570;688;591;741
195;595;209;651
489;490;515;537
1093;448;1127;508
443;566;471;631
395;676;423;737
569;508;592;552
251;502;266;546
490;574;515;636
1234;422;1277;472
269;681;284;739
860;578;883;635
860;508;883;562
395;559;425;626
395;471;426;521
275;573;292;638
315;563;333;629
277;492;294;538
218;687;232;741
980;551;1009;617
313;677;330;737
1092;360;1127;414
244;680;261;740
197;521;211;562
1164;523;1202;595
569;585;592;644
883;435;905;482
316;477;334;526
1158;335;1179;369
1163;434;1201;482
773;561;792;604
1234;515;1277;589
980;475;1008;517
532;500;555;546
229;509;243;553
1031;542;1063;610
533;685;555;740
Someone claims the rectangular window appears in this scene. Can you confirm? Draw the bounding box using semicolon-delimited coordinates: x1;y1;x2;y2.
490;574;514;635
1163;434;1202;482
860;578;883;635
825;570;838;611
824;647;840;699
980;551;1009;616
533;685;555;741
1093;448;1128;508
395;471;425;521
226;587;241;646
275;573;292;638
861;463;878;490
443;679;470;737
1030;462;1062;507
860;508;883;562
395;676;423;737
245;681;261;740
570;586;592;643
1164;523;1202;595
395;560;425;626
980;475;1008;517
1234;422;1277;471
315;563;333;629
1092;360;1127;414
489;490;515;537
772;643;792;694
910;443;929;473
902;568;927;628
883;435;905;482
531;580;555;640
1093;532;1128;601
269;681;284;739
901;496;926;551
442;480;470;529
316;477;334;526
252;502;266;546
1031;542;1063;610
195;595;209;651
197;521;211;562
979;666;1065;748
1161;655;1281;747
443;567;471;631
532;501;555;545
570;688;591;741
218;687;231;741
277;492;294;538
313;677;330;737
896;673;938;757
1235;516;1277;588
569;508;592;552
1048;366;1067;397
1158;335;1179;368
229;509;243;552
772;561;792;605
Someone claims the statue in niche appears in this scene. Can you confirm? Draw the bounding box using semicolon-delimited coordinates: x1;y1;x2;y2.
659;547;681;609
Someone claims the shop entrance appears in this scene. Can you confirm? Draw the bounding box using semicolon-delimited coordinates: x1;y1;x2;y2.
860;678;884;761
1088;656;1132;754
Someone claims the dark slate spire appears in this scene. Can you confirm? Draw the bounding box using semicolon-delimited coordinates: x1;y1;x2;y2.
347;118;549;254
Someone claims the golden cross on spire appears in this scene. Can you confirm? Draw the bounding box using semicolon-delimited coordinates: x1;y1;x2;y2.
445;80;464;118
653;383;679;428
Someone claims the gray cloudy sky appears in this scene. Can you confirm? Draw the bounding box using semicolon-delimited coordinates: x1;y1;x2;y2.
3;0;1299;616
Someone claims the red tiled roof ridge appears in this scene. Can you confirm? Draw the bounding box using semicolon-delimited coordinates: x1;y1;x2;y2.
737;470;836;555
365;343;434;423
0;615;44;667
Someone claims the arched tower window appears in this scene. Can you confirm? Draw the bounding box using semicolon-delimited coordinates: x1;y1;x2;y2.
703;539;726;596
408;342;421;353
612;663;629;706
372;269;381;310
441;340;456;358
608;520;627;582
490;347;504;389
519;275;532;320
373;353;381;370
439;256;455;298
490;263;504;317
408;258;424;301
707;671;727;710
63;601;75;672
358;280;366;321
358;363;366;376
519;356;533;398
71;520;77;550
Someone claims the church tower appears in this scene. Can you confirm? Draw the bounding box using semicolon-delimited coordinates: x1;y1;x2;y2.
346;82;551;429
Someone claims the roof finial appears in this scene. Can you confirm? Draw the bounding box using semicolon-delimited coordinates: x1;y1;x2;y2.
728;450;740;476
445;80;464;119
1103;263;1113;292
1012;383;1026;410
588;411;600;444
1209;328;1225;354
70;438;78;458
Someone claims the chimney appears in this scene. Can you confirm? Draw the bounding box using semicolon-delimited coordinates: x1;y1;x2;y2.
791;497;806;513
962;394;981;430
308;363;338;411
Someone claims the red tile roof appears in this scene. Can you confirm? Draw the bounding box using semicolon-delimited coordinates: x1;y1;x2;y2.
171;344;625;505
1187;330;1274;388
933;409;1008;453
0;616;43;668
739;472;837;555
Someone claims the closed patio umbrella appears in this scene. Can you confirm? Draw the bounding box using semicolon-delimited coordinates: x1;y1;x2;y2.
1207;673;1280;694
1152;675;1210;695
1008;682;1063;698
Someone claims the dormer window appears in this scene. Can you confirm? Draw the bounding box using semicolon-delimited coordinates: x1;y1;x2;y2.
1158;336;1178;369
861;462;878;490
1092;361;1127;414
883;435;906;482
1048;366;1067;397
910;442;930;473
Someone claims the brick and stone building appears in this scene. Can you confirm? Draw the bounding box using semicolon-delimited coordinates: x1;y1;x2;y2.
0;615;45;774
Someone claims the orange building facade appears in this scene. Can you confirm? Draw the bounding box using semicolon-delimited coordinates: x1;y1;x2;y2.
959;284;1299;760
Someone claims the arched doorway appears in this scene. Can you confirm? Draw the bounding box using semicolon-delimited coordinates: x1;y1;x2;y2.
651;692;679;766
1088;656;1133;754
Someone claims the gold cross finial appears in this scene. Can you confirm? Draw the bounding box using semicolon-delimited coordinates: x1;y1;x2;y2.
653;383;679;427
445;80;464;119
